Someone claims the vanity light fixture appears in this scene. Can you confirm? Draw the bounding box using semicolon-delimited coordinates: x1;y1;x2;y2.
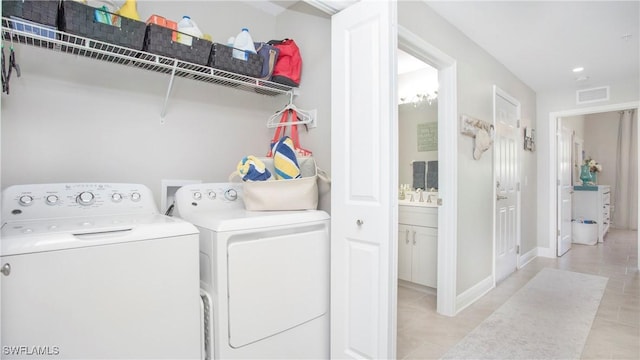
399;91;438;107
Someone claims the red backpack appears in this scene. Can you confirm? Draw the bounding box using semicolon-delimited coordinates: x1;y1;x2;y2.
267;39;302;87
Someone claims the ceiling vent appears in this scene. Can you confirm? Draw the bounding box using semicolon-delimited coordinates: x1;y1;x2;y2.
576;86;610;105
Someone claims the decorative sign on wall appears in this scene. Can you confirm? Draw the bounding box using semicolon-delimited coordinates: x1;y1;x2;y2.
460;114;495;160
417;122;438;152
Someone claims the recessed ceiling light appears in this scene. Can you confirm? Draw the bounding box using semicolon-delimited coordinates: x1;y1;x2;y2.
573;67;584;73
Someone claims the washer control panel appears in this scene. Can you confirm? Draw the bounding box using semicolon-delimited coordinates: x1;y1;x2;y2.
2;183;158;222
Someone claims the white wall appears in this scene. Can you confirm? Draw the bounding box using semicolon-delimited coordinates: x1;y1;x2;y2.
275;3;331;211
583;110;639;229
400;2;538;294
562;115;586;141
583;112;620;188
561;114;586;183
1;1;332;213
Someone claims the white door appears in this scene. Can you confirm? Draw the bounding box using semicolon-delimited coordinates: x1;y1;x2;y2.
331;1;397;358
557;122;573;256
494;89;520;283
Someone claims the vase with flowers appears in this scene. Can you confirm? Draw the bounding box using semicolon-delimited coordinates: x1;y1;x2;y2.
584;158;602;185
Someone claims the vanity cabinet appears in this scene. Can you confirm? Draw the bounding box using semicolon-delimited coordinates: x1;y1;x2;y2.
573;185;611;243
398;206;437;288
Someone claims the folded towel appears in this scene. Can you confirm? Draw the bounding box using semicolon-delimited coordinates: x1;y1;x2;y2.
272;136;301;180
427;161;438;190
237;156;272;182
412;161;426;190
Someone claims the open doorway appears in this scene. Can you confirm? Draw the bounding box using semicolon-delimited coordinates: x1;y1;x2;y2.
396;48;439;305
549;102;640;266
559;110;638;245
397;26;458;318
395;28;458;358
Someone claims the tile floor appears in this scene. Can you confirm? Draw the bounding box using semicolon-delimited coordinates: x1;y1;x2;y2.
397;228;639;359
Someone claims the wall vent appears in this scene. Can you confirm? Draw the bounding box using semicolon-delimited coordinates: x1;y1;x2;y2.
576;86;610;105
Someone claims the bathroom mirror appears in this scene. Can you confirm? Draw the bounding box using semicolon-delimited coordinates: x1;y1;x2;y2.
398;49;438;191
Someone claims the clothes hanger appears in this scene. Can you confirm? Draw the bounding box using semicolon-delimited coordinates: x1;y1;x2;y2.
266;91;313;128
1;31;20;95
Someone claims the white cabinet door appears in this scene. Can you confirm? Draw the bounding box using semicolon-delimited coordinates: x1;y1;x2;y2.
331;1;397;358
412;226;438;288
398;225;412;282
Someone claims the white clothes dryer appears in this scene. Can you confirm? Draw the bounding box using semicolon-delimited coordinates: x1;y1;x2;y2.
174;183;330;360
1;183;202;360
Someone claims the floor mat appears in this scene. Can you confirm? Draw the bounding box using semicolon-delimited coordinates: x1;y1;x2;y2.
441;268;608;359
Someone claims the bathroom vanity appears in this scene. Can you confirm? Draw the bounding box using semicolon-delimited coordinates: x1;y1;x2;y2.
398;198;438;288
573;185;611;243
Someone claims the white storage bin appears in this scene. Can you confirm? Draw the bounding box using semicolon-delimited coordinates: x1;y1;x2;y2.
572;221;598;245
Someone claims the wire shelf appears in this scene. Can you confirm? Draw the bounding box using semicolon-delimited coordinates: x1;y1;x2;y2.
1;17;293;96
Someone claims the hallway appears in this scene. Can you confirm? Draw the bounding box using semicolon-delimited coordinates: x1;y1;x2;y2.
397;228;639;359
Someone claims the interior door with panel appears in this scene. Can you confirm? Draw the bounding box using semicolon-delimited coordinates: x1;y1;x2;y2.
494;88;520;283
557;123;573;256
331;1;397;359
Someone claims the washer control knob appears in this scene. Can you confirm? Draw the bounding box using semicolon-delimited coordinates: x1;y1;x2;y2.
45;195;59;205
18;195;33;206
193;192;202;201
224;189;238;201
77;191;95;206
207;191;216;200
130;192;141;202
111;193;123;202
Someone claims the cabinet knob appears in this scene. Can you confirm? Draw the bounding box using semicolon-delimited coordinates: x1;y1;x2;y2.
1;263;11;276
405;229;410;244
413;231;417;245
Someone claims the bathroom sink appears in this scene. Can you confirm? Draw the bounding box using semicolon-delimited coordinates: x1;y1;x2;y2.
398;199;438;208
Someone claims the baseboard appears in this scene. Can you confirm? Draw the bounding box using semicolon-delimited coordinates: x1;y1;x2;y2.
518;247;537;268
537;246;556;258
455;275;494;314
398;279;437;296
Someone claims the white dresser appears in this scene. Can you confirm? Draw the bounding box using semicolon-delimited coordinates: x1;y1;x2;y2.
573;185;611;243
398;205;438;288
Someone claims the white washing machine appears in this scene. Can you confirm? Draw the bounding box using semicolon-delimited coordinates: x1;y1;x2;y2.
1;183;203;360
174;183;330;359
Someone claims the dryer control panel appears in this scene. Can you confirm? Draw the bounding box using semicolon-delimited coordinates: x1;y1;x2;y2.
174;183;244;214
2;183;159;222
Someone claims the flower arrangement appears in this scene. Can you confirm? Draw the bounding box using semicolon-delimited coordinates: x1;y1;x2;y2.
585;158;602;173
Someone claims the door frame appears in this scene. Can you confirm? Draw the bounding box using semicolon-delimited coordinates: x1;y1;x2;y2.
546;101;640;267
492;86;522;283
397;26;458;316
